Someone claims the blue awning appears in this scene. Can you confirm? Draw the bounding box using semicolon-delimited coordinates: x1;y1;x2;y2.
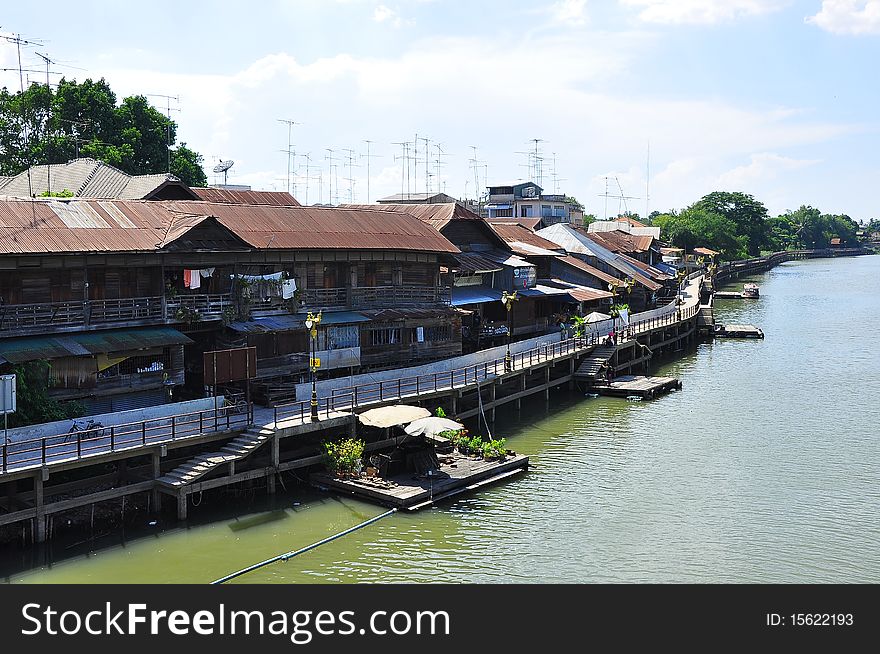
229;311;370;333
451;285;503;307
0;327;193;364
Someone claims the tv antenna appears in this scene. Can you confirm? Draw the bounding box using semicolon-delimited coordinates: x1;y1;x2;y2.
361;140;382;203
147;94;180;173
277;119;300;197
213;159;234;186
598;176;640;220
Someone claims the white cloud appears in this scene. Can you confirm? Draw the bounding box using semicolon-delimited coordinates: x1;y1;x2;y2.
48;28;858;216
805;1;880;35
372;4;409;28
714;153;821;189
620;0;789;24
551;0;589;25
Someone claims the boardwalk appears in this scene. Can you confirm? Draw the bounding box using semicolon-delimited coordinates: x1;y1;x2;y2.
1;275;705;478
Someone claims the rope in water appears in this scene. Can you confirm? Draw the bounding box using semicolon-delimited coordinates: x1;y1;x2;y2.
210;507;398;584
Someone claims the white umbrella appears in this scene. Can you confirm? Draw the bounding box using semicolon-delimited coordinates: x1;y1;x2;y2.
584;311;611;323
404;416;464;441
357;404;431;429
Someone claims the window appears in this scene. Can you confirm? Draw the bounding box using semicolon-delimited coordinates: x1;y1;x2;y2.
541;204;553;218
520;204;533;217
368;326;402;346
424;325;452;342
317;325;359;350
491;208;513;218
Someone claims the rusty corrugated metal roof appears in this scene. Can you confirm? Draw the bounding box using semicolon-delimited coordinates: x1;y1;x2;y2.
557;255;619;285
190;188;302;206
586;230;654;254
486;222;564;255
486;217;542;231
0;199;458;255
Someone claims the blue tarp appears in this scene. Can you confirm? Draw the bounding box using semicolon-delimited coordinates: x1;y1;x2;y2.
229;311;370;333
451;285;503;307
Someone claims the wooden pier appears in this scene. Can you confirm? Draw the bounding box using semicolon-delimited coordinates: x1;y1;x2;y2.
714;324;764;339
714;290;748;299
310;452;529;511
590;375;682;399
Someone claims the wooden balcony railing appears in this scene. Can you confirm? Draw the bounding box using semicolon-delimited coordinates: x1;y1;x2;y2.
0;293;233;332
350;285;451;308
299;286;451;310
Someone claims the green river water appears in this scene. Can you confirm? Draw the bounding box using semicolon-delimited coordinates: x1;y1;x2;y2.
5;255;880;583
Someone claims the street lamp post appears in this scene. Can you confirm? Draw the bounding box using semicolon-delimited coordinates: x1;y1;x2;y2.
305;310;322;421
501;290;518;372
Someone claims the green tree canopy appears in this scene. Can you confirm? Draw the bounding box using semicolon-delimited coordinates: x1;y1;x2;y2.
0;77;207;186
693;191;769;256
653;207;747;261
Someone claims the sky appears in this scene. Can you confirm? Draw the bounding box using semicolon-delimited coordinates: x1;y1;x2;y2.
2;0;879;220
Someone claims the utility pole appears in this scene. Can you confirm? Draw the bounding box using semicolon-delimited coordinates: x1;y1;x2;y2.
277;119;300;196
420;135;430;195
392;141;409;199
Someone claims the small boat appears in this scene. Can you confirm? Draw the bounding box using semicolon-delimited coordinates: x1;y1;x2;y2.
741;283;759;298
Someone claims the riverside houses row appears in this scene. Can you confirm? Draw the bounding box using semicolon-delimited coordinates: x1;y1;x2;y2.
0;198;459;411
344;203;615;352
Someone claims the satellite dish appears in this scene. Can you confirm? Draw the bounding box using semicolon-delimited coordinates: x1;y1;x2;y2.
212;159;234;185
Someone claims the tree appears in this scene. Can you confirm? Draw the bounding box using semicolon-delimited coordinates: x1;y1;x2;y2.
653;207;747;261
171;143;208;187
693;191;769;256
5;361;84;428
0;78;205;184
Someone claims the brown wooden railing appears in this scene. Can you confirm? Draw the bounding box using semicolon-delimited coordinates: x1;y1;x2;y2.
1;403;252;475
165;293;232;317
351;285;451;308
0;293;233;331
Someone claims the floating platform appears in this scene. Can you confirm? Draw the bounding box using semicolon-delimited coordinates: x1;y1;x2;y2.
310;452;529;511
589;374;681;400
714;291;749;299
714;324;764;339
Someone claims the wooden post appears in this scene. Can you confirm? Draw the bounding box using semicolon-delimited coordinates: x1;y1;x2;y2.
34;473;45;543
450;392;458;417
489;381;496;422
545;365;551;401
177;491;187;521
151;451;161;514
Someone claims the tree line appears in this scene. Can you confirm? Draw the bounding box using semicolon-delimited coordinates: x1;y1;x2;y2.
641;191;864;261
0;77;207;187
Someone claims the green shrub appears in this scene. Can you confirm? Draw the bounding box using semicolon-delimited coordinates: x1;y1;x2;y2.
323;437;365;475
482;438;507;460
435;406;447;418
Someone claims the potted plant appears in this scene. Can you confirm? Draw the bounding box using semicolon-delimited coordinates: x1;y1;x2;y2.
323;437;365;478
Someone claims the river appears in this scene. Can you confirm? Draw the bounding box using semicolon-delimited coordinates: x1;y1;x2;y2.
5;255;880;583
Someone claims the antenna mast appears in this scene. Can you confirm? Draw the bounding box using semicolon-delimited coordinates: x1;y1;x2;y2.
147;94;180;174
361;140;381;203
277;119;300;197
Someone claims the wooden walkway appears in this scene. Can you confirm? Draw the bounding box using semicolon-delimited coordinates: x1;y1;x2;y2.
310;452;529;511
590;375;682;399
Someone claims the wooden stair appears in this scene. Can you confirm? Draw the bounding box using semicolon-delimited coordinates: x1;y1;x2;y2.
574;345;618;381
157;425;275;487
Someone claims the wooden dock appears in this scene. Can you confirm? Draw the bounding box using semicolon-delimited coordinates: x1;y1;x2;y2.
714;291;747;299
714;324;764;339
590;375;682;400
310;452;529;511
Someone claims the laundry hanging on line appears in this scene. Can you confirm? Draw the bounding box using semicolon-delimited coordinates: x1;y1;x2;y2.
183;269;201;289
